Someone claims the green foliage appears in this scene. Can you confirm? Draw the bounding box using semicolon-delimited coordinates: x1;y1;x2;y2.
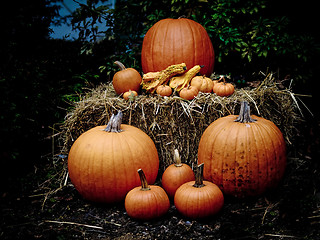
69;0;319;79
196;0;319;67
71;0;114;42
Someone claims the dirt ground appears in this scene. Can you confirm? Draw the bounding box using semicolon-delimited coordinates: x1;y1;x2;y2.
1;118;320;240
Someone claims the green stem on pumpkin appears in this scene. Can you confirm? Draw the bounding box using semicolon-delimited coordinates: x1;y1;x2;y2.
193;163;205;188
138;169;151;191
114;61;126;71
174;149;182;167
104;111;123;133
234;101;257;123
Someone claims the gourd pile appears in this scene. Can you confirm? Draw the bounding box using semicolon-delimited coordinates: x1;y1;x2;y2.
63;17;301;221
115;61;235;100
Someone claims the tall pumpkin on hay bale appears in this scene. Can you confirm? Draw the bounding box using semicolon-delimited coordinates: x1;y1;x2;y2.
198;101;286;197
141;17;214;76
113;61;142;95
68;111;159;203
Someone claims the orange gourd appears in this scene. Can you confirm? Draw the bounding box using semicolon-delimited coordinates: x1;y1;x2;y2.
198;101;287;197
212;76;234;97
141;18;214;76
174;163;224;219
123;90;138;100
68;111;159;203
190;75;213;93
161;149;195;198
113;61;142;95
125;169;170;220
179;85;199;100
156;85;172;97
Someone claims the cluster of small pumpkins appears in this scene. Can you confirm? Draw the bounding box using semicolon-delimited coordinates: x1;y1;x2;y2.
68;102;287;220
113;60;235;101
125;155;224;220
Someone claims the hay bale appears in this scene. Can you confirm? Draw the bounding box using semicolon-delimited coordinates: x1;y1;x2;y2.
61;73;301;172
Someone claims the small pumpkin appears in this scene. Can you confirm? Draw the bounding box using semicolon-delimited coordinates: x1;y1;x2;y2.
125;169;170;220
161;149;195;198
123;90;138;100
190;75;213;93
212;76;234;97
156;85;172;97
68;111;159;203
179;85;199;100
113;61;142;95
198;101;287;197
174;163;224;219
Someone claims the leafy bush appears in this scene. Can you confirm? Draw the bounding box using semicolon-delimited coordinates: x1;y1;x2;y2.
69;0;319;82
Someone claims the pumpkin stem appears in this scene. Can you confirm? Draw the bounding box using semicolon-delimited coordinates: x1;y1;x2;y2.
174;149;182;167
114;61;126;71
234;101;257;123
138;169;151;191
218;76;226;85
193;163;205;188
104;111;123;132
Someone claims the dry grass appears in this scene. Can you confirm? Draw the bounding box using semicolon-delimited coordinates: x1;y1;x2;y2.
60;73;302;172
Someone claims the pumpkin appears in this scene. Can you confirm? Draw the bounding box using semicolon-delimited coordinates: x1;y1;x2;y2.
156;85;172;97
198;101;287;197
68;111;159;203
141;17;214;76
112;61;142;95
123;90;138;100
174;163;224;219
161;149;195;198
125;169;170;220
190;75;213;93
179;85;199;100
212;76;234;97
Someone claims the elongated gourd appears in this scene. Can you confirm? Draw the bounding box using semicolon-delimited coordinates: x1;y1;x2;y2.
169;65;202;91
142;63;187;93
142;71;160;82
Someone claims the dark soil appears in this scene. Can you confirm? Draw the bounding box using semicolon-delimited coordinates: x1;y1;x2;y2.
1;119;320;240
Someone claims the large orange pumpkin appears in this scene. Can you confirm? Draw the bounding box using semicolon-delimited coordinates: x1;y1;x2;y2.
198;101;286;197
141;18;214;76
68;111;159;203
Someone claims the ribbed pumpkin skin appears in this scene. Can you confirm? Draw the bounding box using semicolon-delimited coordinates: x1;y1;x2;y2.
68;125;159;203
213;82;234;97
198;115;286;197
125;185;170;220
174;180;224;219
141;18;214;76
